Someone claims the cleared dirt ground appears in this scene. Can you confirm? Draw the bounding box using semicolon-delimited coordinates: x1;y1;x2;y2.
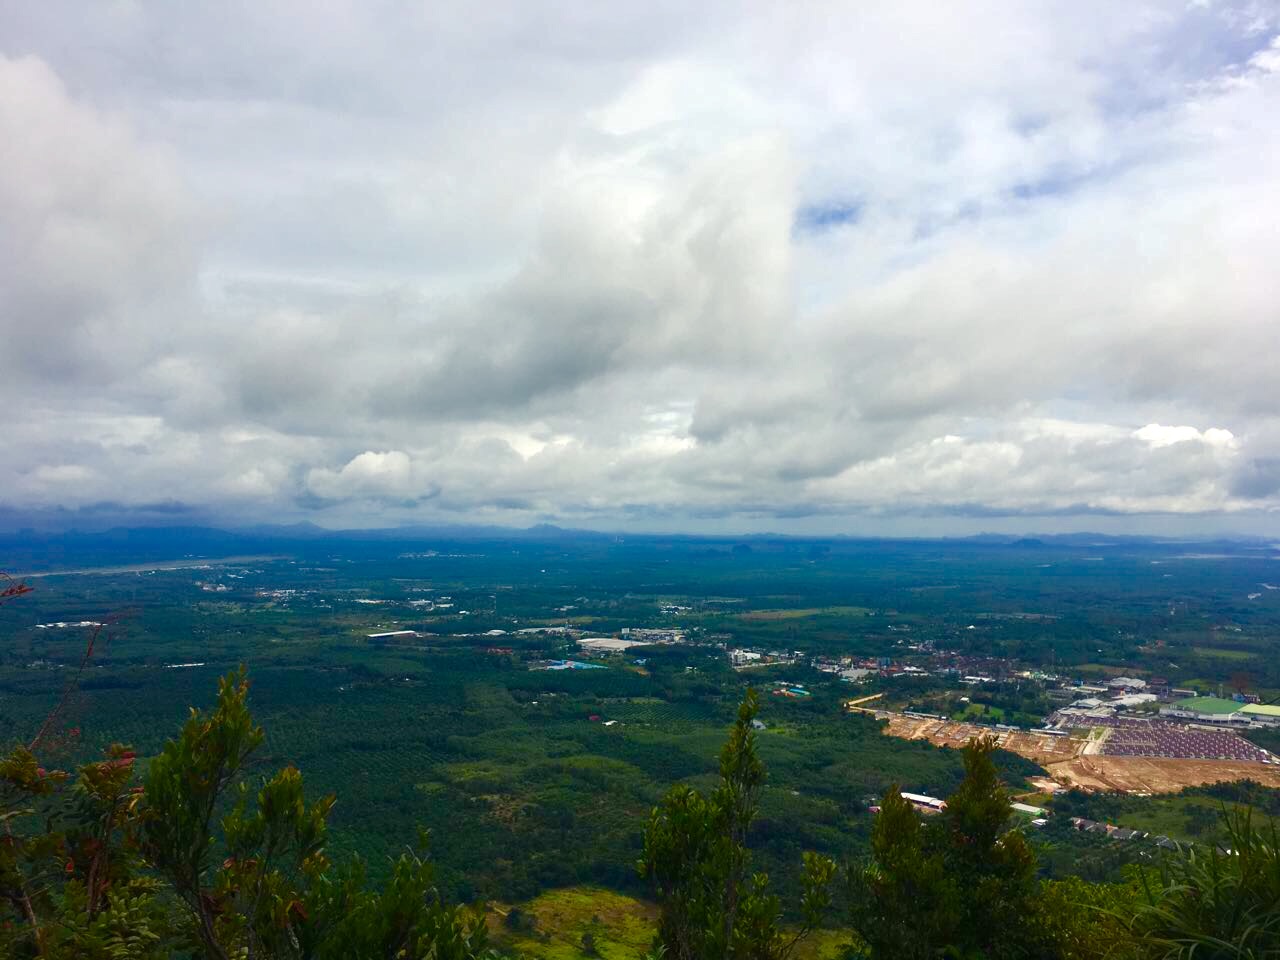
878;712;1280;794
1040;755;1280;793
881;714;1084;765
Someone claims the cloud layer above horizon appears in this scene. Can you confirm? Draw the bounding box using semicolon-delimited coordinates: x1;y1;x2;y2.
3;1;1279;534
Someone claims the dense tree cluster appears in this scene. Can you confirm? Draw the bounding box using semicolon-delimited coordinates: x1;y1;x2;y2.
0;669;492;959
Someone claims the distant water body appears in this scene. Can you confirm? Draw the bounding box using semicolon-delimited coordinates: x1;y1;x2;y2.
18;555;287;578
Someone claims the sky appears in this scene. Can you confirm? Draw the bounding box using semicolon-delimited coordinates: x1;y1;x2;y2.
2;1;1279;536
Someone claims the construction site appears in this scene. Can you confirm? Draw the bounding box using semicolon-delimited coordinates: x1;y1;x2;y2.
872;707;1280;794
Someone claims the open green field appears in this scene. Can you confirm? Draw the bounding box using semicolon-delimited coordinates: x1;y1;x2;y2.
492;887;657;960
1052;781;1280;848
956;702;1008;722
1190;646;1258;661
737;605;874;621
491;885;852;960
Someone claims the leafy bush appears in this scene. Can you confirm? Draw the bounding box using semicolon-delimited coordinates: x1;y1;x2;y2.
1129;809;1280;959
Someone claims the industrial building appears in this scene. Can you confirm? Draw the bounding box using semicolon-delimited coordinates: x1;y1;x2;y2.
1158;696;1251;726
900;791;947;812
577;636;644;653
366;630;418;641
1241;703;1280;727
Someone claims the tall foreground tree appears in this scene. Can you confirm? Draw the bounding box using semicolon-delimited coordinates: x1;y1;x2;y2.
850;737;1048;960
639;688;836;960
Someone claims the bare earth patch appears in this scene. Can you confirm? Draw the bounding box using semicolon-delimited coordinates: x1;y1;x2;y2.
881;714;1083;765
879;713;1280;794
1041;755;1280;794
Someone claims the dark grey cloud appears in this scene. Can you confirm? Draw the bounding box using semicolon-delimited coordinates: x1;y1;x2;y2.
1233;459;1280;500
1;1;1279;534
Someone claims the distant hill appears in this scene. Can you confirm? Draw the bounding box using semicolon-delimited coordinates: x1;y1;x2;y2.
2;519;1275;574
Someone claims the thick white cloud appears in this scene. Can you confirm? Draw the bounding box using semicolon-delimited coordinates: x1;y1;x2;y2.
0;54;196;383
1135;424;1236;449
307;451;418;501
2;1;1279;533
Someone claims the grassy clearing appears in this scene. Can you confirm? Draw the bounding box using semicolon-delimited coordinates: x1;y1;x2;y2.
738;606;873;621
1119;798;1217;841
1014;792;1055;807
1191;647;1258;661
489;885;852;959
1075;664;1131;677
956;703;1006;722
794;928;857;959
490;886;656;960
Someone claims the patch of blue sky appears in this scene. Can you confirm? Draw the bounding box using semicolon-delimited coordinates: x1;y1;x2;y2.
794;199;863;235
910;200;983;243
1008;155;1140;204
1009;172;1088;202
905;160;1126;247
1092;16;1277;121
1165;10;1277;77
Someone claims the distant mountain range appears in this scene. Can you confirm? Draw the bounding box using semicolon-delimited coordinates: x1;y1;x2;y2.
3;502;1277;552
2;517;1276;573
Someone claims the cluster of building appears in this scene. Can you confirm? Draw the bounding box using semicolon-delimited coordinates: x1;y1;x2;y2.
771;683;812;698
929;652;1023;680
814;654;908;680
568;628;689;656
730;648;804;668
578;636;646;653
885;792;1046;824
1056;675;1161;707
532;659;605;671
620;627;686;644
256;588;302;601
726;646;1036;685
1051;677;1280;732
1069;818;1178;847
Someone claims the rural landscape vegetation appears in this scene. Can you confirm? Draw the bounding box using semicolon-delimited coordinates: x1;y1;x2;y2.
3;529;1280;957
